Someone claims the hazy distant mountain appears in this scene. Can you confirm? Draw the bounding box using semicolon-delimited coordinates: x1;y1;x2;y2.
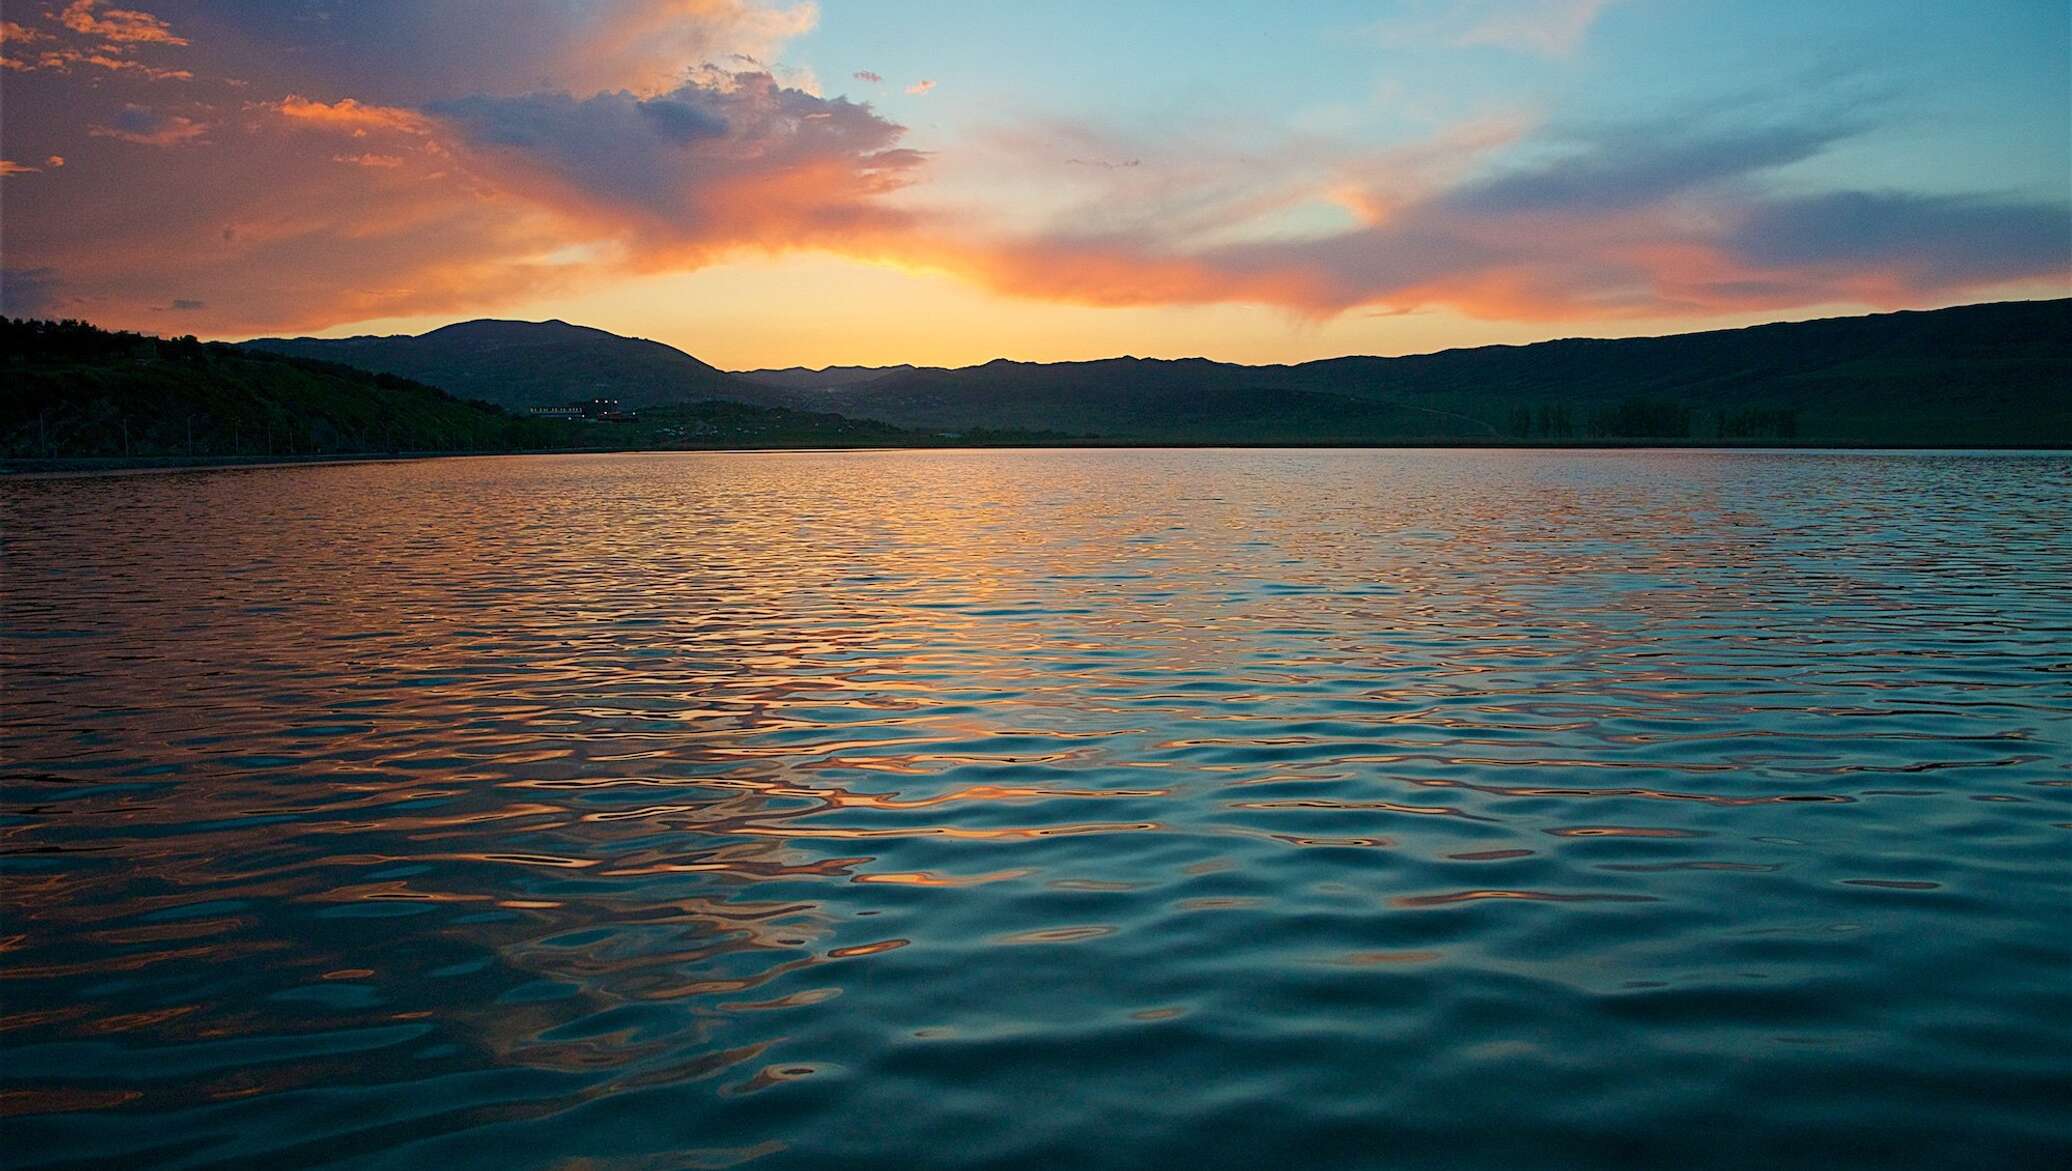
734;364;916;391
241;318;775;411
805;299;2072;444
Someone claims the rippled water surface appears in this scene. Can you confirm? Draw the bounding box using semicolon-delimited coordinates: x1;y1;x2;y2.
4;449;2069;1169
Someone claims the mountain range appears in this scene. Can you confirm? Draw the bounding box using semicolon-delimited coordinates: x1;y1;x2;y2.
238;298;2071;445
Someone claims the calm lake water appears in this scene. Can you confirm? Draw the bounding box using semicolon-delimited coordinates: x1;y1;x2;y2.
3;449;2068;1169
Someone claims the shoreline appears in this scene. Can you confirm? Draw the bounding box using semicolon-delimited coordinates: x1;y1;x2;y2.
7;438;2070;478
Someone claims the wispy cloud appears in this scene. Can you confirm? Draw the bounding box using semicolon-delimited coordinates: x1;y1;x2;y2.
905;79;936;95
1373;0;1619;60
918;111;2069;321
853;69;882;84
1458;0;1616;58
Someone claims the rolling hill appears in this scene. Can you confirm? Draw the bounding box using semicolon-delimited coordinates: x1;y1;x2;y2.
2;318;1037;465
242;318;771;411
3;317;566;459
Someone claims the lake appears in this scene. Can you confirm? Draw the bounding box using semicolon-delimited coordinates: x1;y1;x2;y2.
3;449;2068;1169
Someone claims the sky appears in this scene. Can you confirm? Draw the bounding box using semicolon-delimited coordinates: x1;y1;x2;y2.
1;0;2067;369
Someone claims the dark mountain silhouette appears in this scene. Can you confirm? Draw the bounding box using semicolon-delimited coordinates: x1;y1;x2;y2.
796;299;2071;444
242;318;773;411
226;299;2072;445
735;363;917;391
3;318;1039;465
3;317;578;459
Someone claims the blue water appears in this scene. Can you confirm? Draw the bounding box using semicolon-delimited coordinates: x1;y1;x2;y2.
3;449;2068;1169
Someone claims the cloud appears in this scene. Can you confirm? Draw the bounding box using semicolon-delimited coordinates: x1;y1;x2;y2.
428;72;923;254
3;0;2060;342
58;0;187;47
924;115;2071;321
1371;0;1618;60
1;267;65;316
3;45;193;80
1458;0;1616;58
1;60;924;335
905;79;936;95
162;0;818;102
266;95;437;135
87;106;210;146
165;298;206;310
47;155;66;167
1;160;44;175
3;2;192;79
853;70;882;84
1726;192;2072;290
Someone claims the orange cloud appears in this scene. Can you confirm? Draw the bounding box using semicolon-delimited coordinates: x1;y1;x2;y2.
2;45;190;79
58;0;186;47
1;159;44;175
268;95;436;136
906;79;936;95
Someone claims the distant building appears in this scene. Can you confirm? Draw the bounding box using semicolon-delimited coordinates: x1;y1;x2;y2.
527;399;638;422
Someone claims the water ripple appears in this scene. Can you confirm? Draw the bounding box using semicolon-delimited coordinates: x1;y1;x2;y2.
3;449;2069;1170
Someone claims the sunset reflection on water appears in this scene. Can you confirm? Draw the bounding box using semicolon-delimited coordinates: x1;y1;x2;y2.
4;449;2068;1169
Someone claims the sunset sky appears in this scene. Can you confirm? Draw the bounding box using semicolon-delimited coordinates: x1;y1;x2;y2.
3;0;2067;368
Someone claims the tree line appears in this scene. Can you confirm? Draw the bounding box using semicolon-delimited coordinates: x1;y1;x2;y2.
1505;398;1799;440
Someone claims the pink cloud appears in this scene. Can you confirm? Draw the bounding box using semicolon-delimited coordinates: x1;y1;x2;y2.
905;79;936;95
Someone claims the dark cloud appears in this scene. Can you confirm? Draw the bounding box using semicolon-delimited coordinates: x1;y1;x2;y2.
1;267;64;317
1727;191;2072;286
430;73;922;242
